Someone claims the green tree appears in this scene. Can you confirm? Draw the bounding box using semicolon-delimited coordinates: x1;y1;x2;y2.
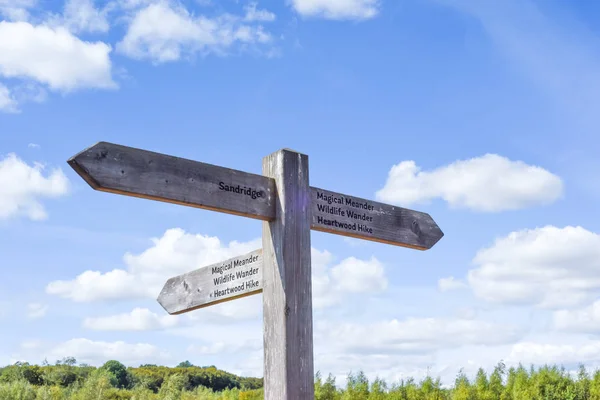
368;377;387;400
158;373;187;400
451;369;473;400
315;371;339;400
489;361;505;400
70;368;115;400
576;364;591;400
343;371;369;400
0;379;37;400
101;360;130;389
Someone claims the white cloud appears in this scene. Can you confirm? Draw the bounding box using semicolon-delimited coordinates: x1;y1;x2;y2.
330;256;387;293
0;153;70;221
27;143;40;149
51;0;111;34
83;308;179;331
116;1;273;63
47;338;171;366
438;276;467;292
244;2;276;22
309;316;524;387
507;340;600;366
0;83;18;113
554;300;600;334
47;228;388;309
467;225;600;309
317;317;521;355
376;154;563;212
27;303;48;319
0;0;34;21
47;269;145;303
46;228;262;302
291;0;379;20
310;249;387;309
9;82;48;105
0;21;115;92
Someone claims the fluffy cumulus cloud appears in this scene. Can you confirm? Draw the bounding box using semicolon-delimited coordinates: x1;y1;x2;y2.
466;225;600;309
46;228;262;302
291;0;380;20
47;228;388;310
0;4;116;113
312;249;387;308
376;154;563;212
0;0;277;112
83;308;179;331
507;340;600;366
116;1;274;63
330;256;386;293
0;153;70;221
0;83;17;112
554;300;600;334
0;0;34;21
305;315;525;385
47;0;111;34
0;21;115;92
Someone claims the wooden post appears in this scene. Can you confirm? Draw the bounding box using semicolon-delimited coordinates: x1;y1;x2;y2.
262;149;314;400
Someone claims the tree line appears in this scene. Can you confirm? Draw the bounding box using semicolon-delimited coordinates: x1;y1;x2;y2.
0;358;262;399
2;359;600;399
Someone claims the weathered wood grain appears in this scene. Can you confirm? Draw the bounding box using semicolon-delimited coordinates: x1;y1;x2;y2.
262;149;314;400
68;142;444;249
68;142;276;221
157;249;262;315
310;187;444;250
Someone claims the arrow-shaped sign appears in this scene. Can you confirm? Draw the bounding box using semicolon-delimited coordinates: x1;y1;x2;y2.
68;142;276;221
158;249;263;315
310;187;443;250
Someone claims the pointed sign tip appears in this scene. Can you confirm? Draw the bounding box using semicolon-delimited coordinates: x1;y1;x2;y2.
67;141;110;162
425;227;444;250
66;152;101;191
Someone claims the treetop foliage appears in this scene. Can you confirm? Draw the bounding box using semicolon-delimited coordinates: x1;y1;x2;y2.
2;359;600;399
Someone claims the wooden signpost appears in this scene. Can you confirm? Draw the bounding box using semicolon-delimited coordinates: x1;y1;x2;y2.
68;142;444;400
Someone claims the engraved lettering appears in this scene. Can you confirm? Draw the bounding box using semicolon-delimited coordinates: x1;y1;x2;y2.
218;181;265;200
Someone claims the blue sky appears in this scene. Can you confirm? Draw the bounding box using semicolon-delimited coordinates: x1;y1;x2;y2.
2;0;600;387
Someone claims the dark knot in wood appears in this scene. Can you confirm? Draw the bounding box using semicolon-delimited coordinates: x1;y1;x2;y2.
411;220;422;237
95;150;108;160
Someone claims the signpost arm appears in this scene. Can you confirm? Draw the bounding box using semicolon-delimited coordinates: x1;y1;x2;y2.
262;149;315;400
